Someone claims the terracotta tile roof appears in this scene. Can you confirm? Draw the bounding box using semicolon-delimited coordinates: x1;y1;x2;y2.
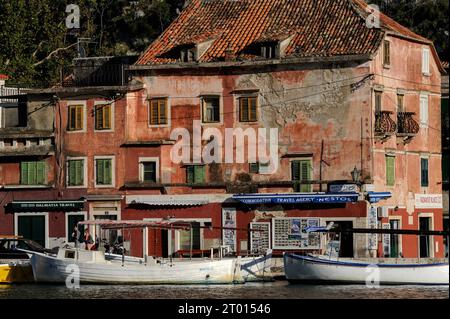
137;0;387;65
136;0;438;67
442;61;449;69
0;74;9;80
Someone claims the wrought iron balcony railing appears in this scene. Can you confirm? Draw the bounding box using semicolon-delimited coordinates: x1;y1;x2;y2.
375;111;397;137
397;112;420;136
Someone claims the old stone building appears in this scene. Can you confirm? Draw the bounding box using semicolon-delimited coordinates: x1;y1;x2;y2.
0;0;445;259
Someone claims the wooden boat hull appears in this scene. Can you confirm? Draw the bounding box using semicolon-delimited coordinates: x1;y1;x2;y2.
31;252;244;285
284;253;449;285
0;263;34;284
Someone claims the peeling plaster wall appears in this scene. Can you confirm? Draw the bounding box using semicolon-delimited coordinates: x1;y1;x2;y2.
131;62;373;189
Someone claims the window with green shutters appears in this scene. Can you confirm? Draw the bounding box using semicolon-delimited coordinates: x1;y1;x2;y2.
186;165;205;184
20;161;46;185
96;158;113;186
67;159;84;186
291;160;312;192
421;158;429;187
385;156;395;186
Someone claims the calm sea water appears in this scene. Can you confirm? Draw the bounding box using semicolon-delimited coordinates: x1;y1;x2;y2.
0;280;448;299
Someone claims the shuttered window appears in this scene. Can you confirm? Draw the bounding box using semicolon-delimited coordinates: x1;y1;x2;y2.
422;48;430;74
291;160;312;192
186;165;205;184
420;95;428;127
421;158;429;187
239;97;258;122
20;161;46;185
383;40;390;66
249;163;260;174
149;98;168;125
68;105;83;131
141;161;157;183
96;159;113;186
67;159;84;186
202;97;220;123
95;104;112;130
397;94;404;113
375;91;382;113
386;156;395;186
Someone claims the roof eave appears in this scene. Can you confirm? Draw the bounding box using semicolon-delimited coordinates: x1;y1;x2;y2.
129;54;374;71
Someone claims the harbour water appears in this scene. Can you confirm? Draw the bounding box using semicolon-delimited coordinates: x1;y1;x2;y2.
0;280;448;299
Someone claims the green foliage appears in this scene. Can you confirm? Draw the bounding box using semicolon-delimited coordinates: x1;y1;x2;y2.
0;0;447;87
0;0;184;87
369;0;449;60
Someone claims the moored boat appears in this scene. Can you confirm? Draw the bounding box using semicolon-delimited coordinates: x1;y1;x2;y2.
240;250;274;282
284;253;449;285
30;248;244;285
0;262;34;284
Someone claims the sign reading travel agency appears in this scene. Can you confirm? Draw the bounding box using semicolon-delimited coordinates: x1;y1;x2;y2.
414;194;443;209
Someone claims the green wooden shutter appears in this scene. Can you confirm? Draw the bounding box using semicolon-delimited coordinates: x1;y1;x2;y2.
386;156;395;186
21;162;28;185
36;161;45;185
186;166;194;183
194;166;205;184
97;160;104;184
104;159;112;185
76;160;83;185
291;161;300;181
27;162;36;185
68;161;75;186
300;160;311;192
76;106;83;130
95;106;103;130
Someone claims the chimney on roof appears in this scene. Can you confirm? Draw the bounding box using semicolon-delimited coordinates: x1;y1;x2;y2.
224;44;235;62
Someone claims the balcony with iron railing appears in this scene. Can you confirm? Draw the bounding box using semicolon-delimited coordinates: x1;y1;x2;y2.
375;111;397;140
397;112;420;141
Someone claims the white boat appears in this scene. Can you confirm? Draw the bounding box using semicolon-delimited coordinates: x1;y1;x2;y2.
30;248;244;285
284;253;449;285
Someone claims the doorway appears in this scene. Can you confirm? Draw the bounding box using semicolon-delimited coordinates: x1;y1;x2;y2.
328;220;354;257
67;214;85;242
419;216;432;258
17;215;46;247
389;219;400;257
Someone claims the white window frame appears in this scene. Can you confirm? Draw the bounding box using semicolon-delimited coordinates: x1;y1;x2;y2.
66;156;88;188
66;100;87;133
65;211;88;242
147;96;171;128
139;157;160;183
94;155;115;188
93;101;115;132
200;94;223;125
422;47;430;75
14;212;49;248
419;94;429;128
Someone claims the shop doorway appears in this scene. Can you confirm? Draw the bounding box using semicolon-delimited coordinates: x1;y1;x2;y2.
389;219;400;258
419;217;432;258
17;215;46;247
67;214;85;242
328;220;354;257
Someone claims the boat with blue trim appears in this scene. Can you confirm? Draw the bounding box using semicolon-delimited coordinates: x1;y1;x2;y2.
284;253;449;285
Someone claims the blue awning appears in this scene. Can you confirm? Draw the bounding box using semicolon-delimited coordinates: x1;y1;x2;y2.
367;192;392;203
233;193;359;205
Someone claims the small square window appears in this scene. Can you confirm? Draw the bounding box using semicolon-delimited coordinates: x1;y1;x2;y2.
239;96;258;122
149;98;168;125
186;165;205;184
141;161;157;183
249;163;259;174
95;104;112;130
68;105;84;131
202;97;220;123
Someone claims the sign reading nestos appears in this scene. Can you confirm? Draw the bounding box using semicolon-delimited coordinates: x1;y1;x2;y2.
414;194;443;209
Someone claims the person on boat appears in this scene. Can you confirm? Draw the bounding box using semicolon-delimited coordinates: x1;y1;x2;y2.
71;226;81;244
83;228;94;250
